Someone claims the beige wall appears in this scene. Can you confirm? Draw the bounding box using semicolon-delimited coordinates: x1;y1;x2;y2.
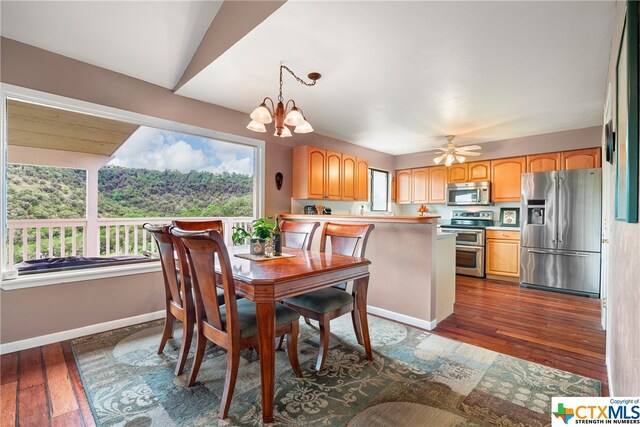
0;272;165;344
603;1;640;396
394;126;602;170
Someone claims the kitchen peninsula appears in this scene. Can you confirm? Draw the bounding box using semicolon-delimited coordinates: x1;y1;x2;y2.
280;214;456;329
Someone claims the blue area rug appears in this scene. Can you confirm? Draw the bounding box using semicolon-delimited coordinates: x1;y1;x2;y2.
72;315;600;426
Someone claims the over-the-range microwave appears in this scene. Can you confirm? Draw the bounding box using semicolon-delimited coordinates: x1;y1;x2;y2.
447;181;491;206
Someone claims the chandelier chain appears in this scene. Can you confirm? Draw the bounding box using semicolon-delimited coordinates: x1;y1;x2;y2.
278;65;318;102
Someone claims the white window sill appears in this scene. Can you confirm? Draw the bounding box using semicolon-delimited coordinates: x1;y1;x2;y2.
0;261;162;291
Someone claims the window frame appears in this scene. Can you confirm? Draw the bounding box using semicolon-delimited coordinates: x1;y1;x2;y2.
0;83;265;290
369;168;390;212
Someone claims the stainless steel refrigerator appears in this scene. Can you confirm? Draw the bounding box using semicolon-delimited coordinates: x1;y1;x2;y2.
520;168;601;297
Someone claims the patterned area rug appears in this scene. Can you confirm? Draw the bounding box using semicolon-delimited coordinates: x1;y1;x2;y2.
72;315;600;426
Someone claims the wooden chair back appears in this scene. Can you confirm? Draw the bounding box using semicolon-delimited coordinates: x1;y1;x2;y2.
171;228;240;339
144;223;190;309
280;220;320;250
172;220;224;238
320;222;375;257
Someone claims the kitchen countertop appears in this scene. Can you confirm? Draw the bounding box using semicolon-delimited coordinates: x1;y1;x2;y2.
280;214;440;224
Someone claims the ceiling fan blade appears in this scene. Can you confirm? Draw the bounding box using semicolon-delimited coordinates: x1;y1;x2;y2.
459;145;482;151
455;151;481;157
436;148;449;152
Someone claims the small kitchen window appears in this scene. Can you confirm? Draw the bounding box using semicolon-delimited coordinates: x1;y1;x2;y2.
369;169;389;211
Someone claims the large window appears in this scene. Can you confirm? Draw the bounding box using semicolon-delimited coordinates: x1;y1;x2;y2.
1;87;265;284
369;169;389;211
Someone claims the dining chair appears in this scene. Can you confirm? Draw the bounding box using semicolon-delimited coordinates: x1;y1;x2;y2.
172;219;224;237
280;220;320;250
143;224;195;376
171;228;303;419
281;222;375;371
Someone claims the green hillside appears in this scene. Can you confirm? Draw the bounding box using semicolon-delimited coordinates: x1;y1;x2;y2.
7;164;254;220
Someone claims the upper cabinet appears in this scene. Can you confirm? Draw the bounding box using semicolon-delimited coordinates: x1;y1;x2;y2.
293;146;369;201
342;154;357;200
448;164;468;183
356;158;369;202
468;161;491;182
429;166;447;204
527;152;561;173
411;168;429;204
491;157;526;202
396;166;446;204
396;170;412;204
561;148;601;170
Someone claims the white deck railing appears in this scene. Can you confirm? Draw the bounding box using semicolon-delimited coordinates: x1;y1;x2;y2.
6;216;253;267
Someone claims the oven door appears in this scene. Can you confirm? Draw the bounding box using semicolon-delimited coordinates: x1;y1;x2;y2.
455;245;485;277
443;228;484;246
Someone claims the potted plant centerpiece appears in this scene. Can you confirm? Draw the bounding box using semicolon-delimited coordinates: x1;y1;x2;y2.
232;217;276;256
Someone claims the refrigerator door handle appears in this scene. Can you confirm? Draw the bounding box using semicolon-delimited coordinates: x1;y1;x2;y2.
552;176;558;243
527;249;589;257
558;175;564;243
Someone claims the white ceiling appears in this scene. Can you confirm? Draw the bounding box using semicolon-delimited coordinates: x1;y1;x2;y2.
1;1;614;155
0;0;222;89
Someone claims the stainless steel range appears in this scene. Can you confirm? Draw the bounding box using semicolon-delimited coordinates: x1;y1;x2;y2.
440;210;494;278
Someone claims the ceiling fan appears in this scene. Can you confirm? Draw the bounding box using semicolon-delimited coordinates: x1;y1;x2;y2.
433;135;482;167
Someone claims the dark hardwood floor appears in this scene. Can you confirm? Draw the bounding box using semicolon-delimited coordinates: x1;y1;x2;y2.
0;276;607;425
432;275;608;395
1;342;95;427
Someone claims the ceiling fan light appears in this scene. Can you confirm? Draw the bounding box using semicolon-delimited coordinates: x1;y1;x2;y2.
294;120;313;134
445;158;454;167
456;155;466;163
275;126;292;138
446;153;455;164
433;153;446;165
284;107;306;126
247;120;267;133
250;103;273;124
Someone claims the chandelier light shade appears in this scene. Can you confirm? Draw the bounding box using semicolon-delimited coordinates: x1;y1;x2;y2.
247;65;321;138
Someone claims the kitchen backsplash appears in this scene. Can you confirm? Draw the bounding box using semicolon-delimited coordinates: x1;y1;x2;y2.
396;202;519;224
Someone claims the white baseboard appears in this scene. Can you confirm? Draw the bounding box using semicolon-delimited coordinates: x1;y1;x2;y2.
367;305;437;331
0;310;165;355
606;355;615;396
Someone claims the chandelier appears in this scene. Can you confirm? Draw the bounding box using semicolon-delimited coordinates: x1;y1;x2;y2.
247;65;321;137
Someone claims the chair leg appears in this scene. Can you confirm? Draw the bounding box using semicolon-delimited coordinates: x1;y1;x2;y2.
175;319;193;376
276;335;284;351
286;321;303;378
187;328;207;387
351;309;363;345
218;349;241;419
315;317;331;371
157;313;174;355
304;317;312;325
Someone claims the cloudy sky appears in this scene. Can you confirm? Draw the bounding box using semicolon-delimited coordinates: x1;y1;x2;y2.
108;126;254;176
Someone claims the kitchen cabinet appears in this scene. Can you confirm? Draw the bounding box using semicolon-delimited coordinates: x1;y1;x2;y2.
561;148;601;170
448;164;468;183
356;158;369;201
468;161;491;182
396;170;412;204
490;157;526;202
429;166;447;204
527;152;561;173
342;154;357;200
326;151;342;199
396;166;447;204
411;168;429;203
294;146;366;200
486;230;520;280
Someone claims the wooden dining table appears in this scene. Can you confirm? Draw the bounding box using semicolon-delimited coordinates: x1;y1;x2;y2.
220;246;372;423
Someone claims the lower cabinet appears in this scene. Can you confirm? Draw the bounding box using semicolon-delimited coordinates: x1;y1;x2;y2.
486;230;520;281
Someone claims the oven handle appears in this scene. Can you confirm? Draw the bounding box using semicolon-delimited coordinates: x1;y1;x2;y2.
456;246;484;253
